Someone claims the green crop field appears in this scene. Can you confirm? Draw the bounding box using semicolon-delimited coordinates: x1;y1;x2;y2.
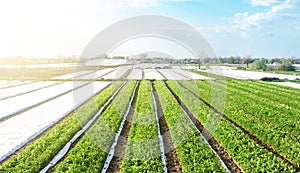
1;78;299;173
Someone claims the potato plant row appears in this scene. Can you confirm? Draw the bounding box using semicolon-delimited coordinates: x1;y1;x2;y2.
229;81;300;119
190;80;300;137
0;81;123;173
154;81;227;172
53;81;137;172
250;80;300;99
121;81;164;173
226;81;300;136
192;80;300;166
230;80;300;108
168;81;295;172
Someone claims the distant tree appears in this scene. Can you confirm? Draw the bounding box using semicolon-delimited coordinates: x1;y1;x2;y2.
280;58;295;71
269;58;281;64
209;57;220;64
250;60;267;71
219;57;227;64
228;56;235;64
234;56;242;64
242;55;252;68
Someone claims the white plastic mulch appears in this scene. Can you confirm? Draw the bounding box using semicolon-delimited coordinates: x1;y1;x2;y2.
0;81;60;100
271;82;300;89
206;66;300;80
51;71;93;80
144;69;165;80
0;81;88;121
127;69;143;80
0;82;110;161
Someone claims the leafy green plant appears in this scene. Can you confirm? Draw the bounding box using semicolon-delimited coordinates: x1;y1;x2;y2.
155;81;227;172
172;80;297;172
121;81;164;173
54;81;136;172
0;82;123;173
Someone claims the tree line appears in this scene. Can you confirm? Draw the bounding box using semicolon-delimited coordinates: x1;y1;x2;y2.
182;56;299;71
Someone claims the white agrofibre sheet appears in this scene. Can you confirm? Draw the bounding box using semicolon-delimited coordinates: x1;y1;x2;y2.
0;82;111;161
74;68;116;80
272;82;300;89
169;69;211;80
127;69;143;80
0;81;61;100
103;66;131;80
0;81;32;90
0;81;9;86
207;66;300;80
51;70;93;80
0;81;20;88
0;81;88;121
157;69;190;80
144;69;165;80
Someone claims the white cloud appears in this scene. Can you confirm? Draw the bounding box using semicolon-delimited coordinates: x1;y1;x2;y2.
233;11;273;31
251;0;281;6
199;0;299;36
271;0;296;12
233;0;298;31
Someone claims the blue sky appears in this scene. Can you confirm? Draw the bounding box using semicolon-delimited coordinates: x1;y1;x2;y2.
0;0;299;58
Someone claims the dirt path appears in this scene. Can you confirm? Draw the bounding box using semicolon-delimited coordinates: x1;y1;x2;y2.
106;82;140;173
176;82;300;172
152;82;182;173
166;82;244;173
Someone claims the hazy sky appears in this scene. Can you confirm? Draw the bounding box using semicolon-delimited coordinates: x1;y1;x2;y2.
0;0;299;58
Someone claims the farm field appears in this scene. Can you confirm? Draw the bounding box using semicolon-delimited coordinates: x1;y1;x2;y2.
0;64;299;173
204;66;300;80
183;65;300;80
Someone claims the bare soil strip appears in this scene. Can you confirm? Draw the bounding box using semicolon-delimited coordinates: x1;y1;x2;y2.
177;82;300;172
152;82;183;173
156;70;168;80
106;82;140;173
99;69;118;79
142;69;145;80
165;82;243;173
121;68;132;80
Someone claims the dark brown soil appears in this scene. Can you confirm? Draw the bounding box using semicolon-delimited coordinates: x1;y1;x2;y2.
106;82;140;173
47;82;123;173
166;82;244;173
142;69;145;80
156;69;168;80
152;82;182;173
176;82;300;172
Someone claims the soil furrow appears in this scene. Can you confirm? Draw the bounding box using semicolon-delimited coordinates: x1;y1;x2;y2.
106;82;140;173
44;82;126;172
177;82;300;171
166;82;244;173
152;82;182;173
